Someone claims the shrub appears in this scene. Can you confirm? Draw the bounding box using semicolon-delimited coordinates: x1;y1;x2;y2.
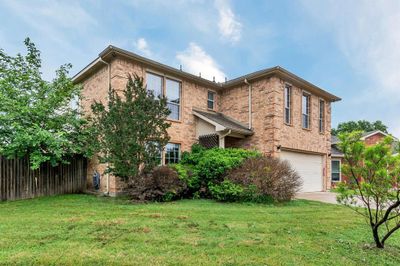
209;180;244;202
225;156;302;202
195;148;260;186
127;166;186;202
180;143;206;165
169;163;199;195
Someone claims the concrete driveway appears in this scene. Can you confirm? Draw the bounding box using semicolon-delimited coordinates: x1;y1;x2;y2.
296;192;338;204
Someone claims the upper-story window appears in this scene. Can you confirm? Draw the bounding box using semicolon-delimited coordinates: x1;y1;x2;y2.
302;93;310;129
284;85;291;124
319;99;325;133
208;91;215;110
146;72;181;121
146;72;163;97
166;78;181;120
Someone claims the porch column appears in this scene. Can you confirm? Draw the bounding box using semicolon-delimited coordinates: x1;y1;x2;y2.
219;135;225;148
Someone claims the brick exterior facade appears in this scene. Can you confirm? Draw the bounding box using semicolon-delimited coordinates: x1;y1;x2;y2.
77;50;338;195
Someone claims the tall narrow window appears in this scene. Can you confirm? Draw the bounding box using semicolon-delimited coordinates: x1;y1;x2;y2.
302;93;310;129
165;143;181;164
166;79;181;120
319;99;325;133
146;72;163;97
331;160;341;182
208;91;215;110
284;85;291;124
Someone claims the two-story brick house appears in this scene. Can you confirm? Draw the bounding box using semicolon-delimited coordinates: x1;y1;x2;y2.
73;46;341;195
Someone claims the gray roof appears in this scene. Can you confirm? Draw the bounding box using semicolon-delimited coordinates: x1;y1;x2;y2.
72;46;341;102
193;110;253;136
331;135;340;145
331;145;344;157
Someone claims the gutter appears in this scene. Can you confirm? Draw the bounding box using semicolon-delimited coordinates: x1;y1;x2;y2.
99;58;111;196
244;79;252;129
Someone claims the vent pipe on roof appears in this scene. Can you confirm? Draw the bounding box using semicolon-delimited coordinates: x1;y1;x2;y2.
244;78;252;130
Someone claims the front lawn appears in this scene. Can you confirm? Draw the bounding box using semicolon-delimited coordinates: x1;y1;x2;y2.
0;195;399;265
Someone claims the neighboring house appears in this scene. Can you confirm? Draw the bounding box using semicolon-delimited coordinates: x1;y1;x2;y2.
331;130;399;186
73;46;341;195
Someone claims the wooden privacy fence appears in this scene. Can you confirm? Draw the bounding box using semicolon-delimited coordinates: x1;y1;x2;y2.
0;155;87;201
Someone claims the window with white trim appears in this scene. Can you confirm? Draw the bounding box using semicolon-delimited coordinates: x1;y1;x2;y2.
319;99;325;133
146;72;163;97
284;85;291;124
165;143;181;164
331;160;341;182
146;72;181;120
208;91;215;110
166;79;181;120
302;93;310;129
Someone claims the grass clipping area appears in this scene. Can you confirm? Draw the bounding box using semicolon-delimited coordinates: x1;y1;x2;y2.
0;195;400;265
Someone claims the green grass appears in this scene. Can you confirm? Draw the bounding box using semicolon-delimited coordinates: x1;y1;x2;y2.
1;195;400;265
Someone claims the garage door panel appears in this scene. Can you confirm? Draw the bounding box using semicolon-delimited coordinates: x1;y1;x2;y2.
280;151;323;192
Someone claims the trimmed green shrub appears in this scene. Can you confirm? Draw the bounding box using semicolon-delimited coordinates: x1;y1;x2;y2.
209;180;244;202
195;148;260;186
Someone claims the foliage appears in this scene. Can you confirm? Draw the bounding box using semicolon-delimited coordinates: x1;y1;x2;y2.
176;145;259;197
90;75;170;181
0;38;93;169
194;148;260;187
337;131;400;248
180;143;206;165
332;120;388;136
209;180;244;202
127;165;186;202
211;156;301;202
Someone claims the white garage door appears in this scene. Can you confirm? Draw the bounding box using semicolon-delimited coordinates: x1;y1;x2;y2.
280;151;323;192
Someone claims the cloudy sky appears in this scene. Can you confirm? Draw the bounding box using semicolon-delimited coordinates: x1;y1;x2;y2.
1;0;399;136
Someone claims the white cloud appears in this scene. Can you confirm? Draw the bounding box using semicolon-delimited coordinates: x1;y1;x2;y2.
302;0;400;135
215;0;242;43
3;1;96;31
134;38;152;57
176;42;226;82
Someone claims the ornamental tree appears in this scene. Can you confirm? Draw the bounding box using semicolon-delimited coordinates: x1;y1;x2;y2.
337;131;400;248
0;38;93;169
90;75;170;182
332;120;388;136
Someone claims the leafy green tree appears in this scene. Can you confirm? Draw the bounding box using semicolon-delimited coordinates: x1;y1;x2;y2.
337;131;400;248
0;38;93;169
332;120;388;136
90;75;170;182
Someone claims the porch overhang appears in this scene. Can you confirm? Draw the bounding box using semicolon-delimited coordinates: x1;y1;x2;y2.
193;109;253;148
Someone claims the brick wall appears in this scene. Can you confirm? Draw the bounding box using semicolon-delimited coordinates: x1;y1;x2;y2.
80;55;334;193
80;56;219;194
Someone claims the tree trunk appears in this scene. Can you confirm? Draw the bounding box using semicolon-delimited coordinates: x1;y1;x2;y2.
372;227;384;248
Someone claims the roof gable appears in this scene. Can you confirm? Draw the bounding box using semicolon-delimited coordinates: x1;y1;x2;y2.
72;46;341;102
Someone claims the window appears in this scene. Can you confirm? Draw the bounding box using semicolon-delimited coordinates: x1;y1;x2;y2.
208;91;215;110
146;142;162;166
319;99;325;133
165;143;181;164
146;72;181;121
331;160;341;182
302;93;310;129
146;72;163;97
284;85;291;124
166;79;181;120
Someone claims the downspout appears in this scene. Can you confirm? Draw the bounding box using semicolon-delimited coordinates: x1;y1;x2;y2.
244;79;252;129
99;58;111;196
